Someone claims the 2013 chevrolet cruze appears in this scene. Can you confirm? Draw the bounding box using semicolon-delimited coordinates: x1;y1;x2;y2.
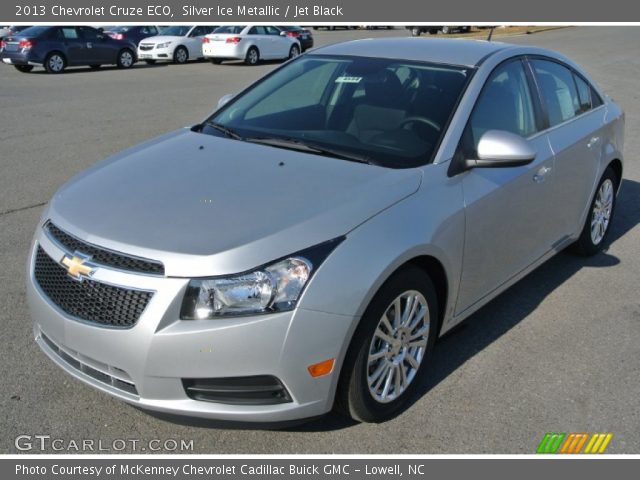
27;38;624;423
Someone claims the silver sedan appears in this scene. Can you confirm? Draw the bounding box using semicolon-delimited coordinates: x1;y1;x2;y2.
27;37;624;423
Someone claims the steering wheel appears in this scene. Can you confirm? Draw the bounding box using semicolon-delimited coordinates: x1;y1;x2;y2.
400;116;442;134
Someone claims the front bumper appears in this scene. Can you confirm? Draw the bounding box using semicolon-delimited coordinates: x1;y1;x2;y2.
27;225;356;422
137;46;173;61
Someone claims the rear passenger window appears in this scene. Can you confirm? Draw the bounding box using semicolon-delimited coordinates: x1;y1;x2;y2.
61;27;78;39
574;74;592;113
531;59;581;126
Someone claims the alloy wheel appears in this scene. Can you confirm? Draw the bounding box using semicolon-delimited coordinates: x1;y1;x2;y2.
590;178;614;245
120;51;133;68
367;290;430;403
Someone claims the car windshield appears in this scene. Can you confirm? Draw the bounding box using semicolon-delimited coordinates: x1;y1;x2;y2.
161;26;191;36
204;55;471;168
213;26;246;34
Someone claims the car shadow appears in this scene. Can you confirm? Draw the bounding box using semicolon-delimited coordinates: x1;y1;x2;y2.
28;63;168;75
140;178;640;432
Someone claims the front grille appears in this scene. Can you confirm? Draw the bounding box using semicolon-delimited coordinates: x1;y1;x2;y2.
139;44;154;51
182;376;292;405
40;333;138;395
45;222;164;275
34;246;153;328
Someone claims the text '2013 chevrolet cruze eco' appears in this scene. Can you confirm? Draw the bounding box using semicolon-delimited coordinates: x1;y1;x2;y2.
28;38;624;423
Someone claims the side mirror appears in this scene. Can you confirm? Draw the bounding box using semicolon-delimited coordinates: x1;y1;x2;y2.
217;93;235;109
466;130;536;169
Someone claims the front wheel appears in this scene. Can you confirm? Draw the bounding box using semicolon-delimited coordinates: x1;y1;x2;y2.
573;167;618;256
288;44;300;59
14;65;33;73
336;266;438;422
411;27;421;37
117;49;134;69
173;46;188;64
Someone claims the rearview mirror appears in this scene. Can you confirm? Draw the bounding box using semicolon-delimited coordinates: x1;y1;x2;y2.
466;130;536;168
217;93;235;109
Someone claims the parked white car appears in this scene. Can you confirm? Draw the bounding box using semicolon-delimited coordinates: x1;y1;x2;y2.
137;25;217;64
202;25;300;65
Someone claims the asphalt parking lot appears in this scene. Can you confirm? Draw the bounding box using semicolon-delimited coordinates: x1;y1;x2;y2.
1;26;639;454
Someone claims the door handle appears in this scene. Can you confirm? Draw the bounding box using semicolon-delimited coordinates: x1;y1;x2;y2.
587;136;600;149
533;166;552;183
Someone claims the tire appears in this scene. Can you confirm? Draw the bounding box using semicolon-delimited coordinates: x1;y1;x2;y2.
573;167;618;256
329;26;336;31
173;46;188;64
117;49;135;69
428;28;439;35
411;28;421;37
288;44;300;59
44;52;66;74
442;26;451;34
89;64;101;70
244;47;259;66
336;265;438;422
14;65;33;73
211;58;223;65
144;59;156;65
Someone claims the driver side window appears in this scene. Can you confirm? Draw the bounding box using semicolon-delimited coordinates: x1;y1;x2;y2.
467;60;538;152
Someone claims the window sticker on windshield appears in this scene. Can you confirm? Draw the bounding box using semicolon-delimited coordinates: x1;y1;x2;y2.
335;76;362;84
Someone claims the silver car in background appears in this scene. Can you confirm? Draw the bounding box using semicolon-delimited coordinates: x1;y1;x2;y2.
27;38;624;423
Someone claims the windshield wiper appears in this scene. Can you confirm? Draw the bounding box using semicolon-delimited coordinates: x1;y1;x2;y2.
205;121;243;140
245;137;373;165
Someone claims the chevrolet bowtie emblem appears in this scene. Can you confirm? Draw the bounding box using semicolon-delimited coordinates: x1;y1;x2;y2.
61;253;94;280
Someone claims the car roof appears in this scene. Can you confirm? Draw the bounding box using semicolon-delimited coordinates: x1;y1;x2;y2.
311;37;515;67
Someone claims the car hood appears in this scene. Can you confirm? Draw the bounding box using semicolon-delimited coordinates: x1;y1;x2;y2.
139;35;183;44
47;129;422;277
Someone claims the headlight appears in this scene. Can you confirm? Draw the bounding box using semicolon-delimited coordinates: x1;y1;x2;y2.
180;238;343;319
156;42;172;49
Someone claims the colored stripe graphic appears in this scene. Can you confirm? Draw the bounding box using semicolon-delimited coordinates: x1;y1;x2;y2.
537;433;613;454
584;433;613;454
560;433;589;454
537;433;566;453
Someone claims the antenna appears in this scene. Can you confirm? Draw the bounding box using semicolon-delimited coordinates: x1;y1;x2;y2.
487;26;496;41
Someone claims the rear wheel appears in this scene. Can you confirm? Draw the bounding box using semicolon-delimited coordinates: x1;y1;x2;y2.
44;52;66;73
117;49;134;69
411;27;421;36
288;44;300;59
14;65;33;73
336;266;438;422
173;46;188;64
573;167;618;256
441;26;451;34
245;47;259;66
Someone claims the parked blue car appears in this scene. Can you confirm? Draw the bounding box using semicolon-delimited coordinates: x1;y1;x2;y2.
0;26;138;73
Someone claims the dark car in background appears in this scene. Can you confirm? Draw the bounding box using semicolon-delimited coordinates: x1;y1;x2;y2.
406;26;471;36
103;26;160;47
277;25;314;51
0;26;138;73
0;25;31;40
